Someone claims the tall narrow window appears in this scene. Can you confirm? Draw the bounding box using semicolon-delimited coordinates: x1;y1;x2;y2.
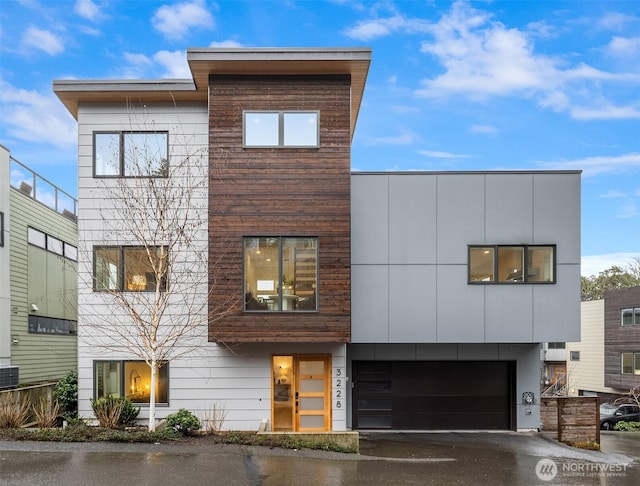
469;247;494;282
244;237;318;311
622;353;633;374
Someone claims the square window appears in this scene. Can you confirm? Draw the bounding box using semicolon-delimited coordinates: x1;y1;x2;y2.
244;112;279;146
94;246;167;292
622;309;634;326
570;351;580;361
28;227;46;248
47;236;63;256
283;112;318;146
244;237;317;312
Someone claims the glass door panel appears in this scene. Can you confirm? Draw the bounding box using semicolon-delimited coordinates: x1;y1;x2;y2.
272;356;293;431
295;356;330;432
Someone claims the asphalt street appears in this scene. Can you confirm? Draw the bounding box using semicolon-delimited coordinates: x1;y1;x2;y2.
1;431;638;485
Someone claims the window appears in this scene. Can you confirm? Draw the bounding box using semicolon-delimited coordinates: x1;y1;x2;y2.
94;361;168;404
94;132;168;177
29;315;77;335
27;226;77;261
570;351;580;361
244;237;318;312
468;245;555;283
94;246;167;292
0;211;4;247
621;307;640;326
548;342;566;349
244;111;319;148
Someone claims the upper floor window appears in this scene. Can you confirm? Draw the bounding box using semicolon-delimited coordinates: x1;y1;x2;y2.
244;237;318;312
243;111;319;148
94;246;167;292
621;307;640;326
548;342;566;349
28;226;77;261
621;352;640;375
94;132;168;177
468;245;555;283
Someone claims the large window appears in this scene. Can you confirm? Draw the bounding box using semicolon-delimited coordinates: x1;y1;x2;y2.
468;245;555;283
94;246;167;292
243;111;319;148
621;352;640;375
621;307;640;326
244;237;318;312
94;361;168;404
94;131;168;177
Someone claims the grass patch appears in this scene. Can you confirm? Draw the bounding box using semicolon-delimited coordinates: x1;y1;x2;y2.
0;427;356;453
569;440;600;451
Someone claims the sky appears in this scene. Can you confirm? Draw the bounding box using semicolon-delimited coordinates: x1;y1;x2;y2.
1;0;639;276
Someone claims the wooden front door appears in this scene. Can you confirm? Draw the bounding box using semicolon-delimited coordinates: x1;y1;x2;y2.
272;355;331;432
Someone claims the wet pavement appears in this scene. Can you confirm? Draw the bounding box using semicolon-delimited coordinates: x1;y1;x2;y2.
1;431;639;485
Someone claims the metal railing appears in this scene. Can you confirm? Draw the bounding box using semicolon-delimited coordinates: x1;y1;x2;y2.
9;156;77;221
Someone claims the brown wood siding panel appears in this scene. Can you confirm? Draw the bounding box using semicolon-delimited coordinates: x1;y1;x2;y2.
604;287;640;390
208;75;351;342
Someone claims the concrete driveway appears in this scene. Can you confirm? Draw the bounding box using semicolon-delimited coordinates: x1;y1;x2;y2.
1;431;638;485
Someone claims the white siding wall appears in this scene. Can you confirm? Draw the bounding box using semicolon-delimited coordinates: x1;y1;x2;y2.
76;103;347;430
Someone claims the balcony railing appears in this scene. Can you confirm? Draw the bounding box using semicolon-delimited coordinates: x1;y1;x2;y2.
9;156;77;222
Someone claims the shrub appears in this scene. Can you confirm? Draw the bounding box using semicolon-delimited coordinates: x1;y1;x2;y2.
202;402;227;434
614;421;640;432
53;369;78;418
571;440;600;451
0;392;31;429
166;408;201;435
90;396;139;429
33;398;60;428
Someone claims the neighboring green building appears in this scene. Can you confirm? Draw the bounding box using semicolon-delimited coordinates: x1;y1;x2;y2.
0;145;78;387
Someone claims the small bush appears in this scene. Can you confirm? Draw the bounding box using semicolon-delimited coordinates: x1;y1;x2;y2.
166;408;201;435
91;396;139;429
614;421;640;432
33;398;60;428
202;402;227;434
53;369;78;419
570;440;600;451
0;392;31;429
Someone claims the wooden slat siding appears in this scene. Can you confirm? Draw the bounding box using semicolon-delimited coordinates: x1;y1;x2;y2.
208;75;351;343
604;286;640;390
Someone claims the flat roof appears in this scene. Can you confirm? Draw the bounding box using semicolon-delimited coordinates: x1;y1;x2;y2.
53;47;372;139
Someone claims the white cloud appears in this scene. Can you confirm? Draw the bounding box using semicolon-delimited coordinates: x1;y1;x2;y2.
538;153;640;177
606;36;640;58
597;12;638;31
570;104;640;121
152;0;214;41
418;149;471;159
470;124;498;134
0;80;77;148
364;131;419;146
22;26;64;56
414;1;639;119
74;0;100;21
342;14;431;41
581;253;640;277
209;40;243;48
618;203;640;219
153;50;190;78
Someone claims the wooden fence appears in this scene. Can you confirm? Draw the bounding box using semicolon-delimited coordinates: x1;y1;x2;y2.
541;396;600;444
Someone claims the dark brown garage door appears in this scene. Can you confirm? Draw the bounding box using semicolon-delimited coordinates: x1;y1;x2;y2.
353;361;515;430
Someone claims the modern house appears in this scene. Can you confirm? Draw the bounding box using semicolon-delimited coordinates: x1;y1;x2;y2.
0;145;78;388
566;287;640;402
53;47;581;431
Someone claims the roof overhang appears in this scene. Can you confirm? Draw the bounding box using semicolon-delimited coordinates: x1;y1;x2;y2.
187;47;372;138
53;47;371;139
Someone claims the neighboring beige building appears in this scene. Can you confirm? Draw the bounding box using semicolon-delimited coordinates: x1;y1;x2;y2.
566;299;628;399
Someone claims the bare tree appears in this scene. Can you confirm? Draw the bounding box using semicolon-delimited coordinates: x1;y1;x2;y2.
81;121;237;431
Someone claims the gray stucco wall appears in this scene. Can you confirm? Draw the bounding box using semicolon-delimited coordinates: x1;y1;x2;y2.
351;172;581;344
